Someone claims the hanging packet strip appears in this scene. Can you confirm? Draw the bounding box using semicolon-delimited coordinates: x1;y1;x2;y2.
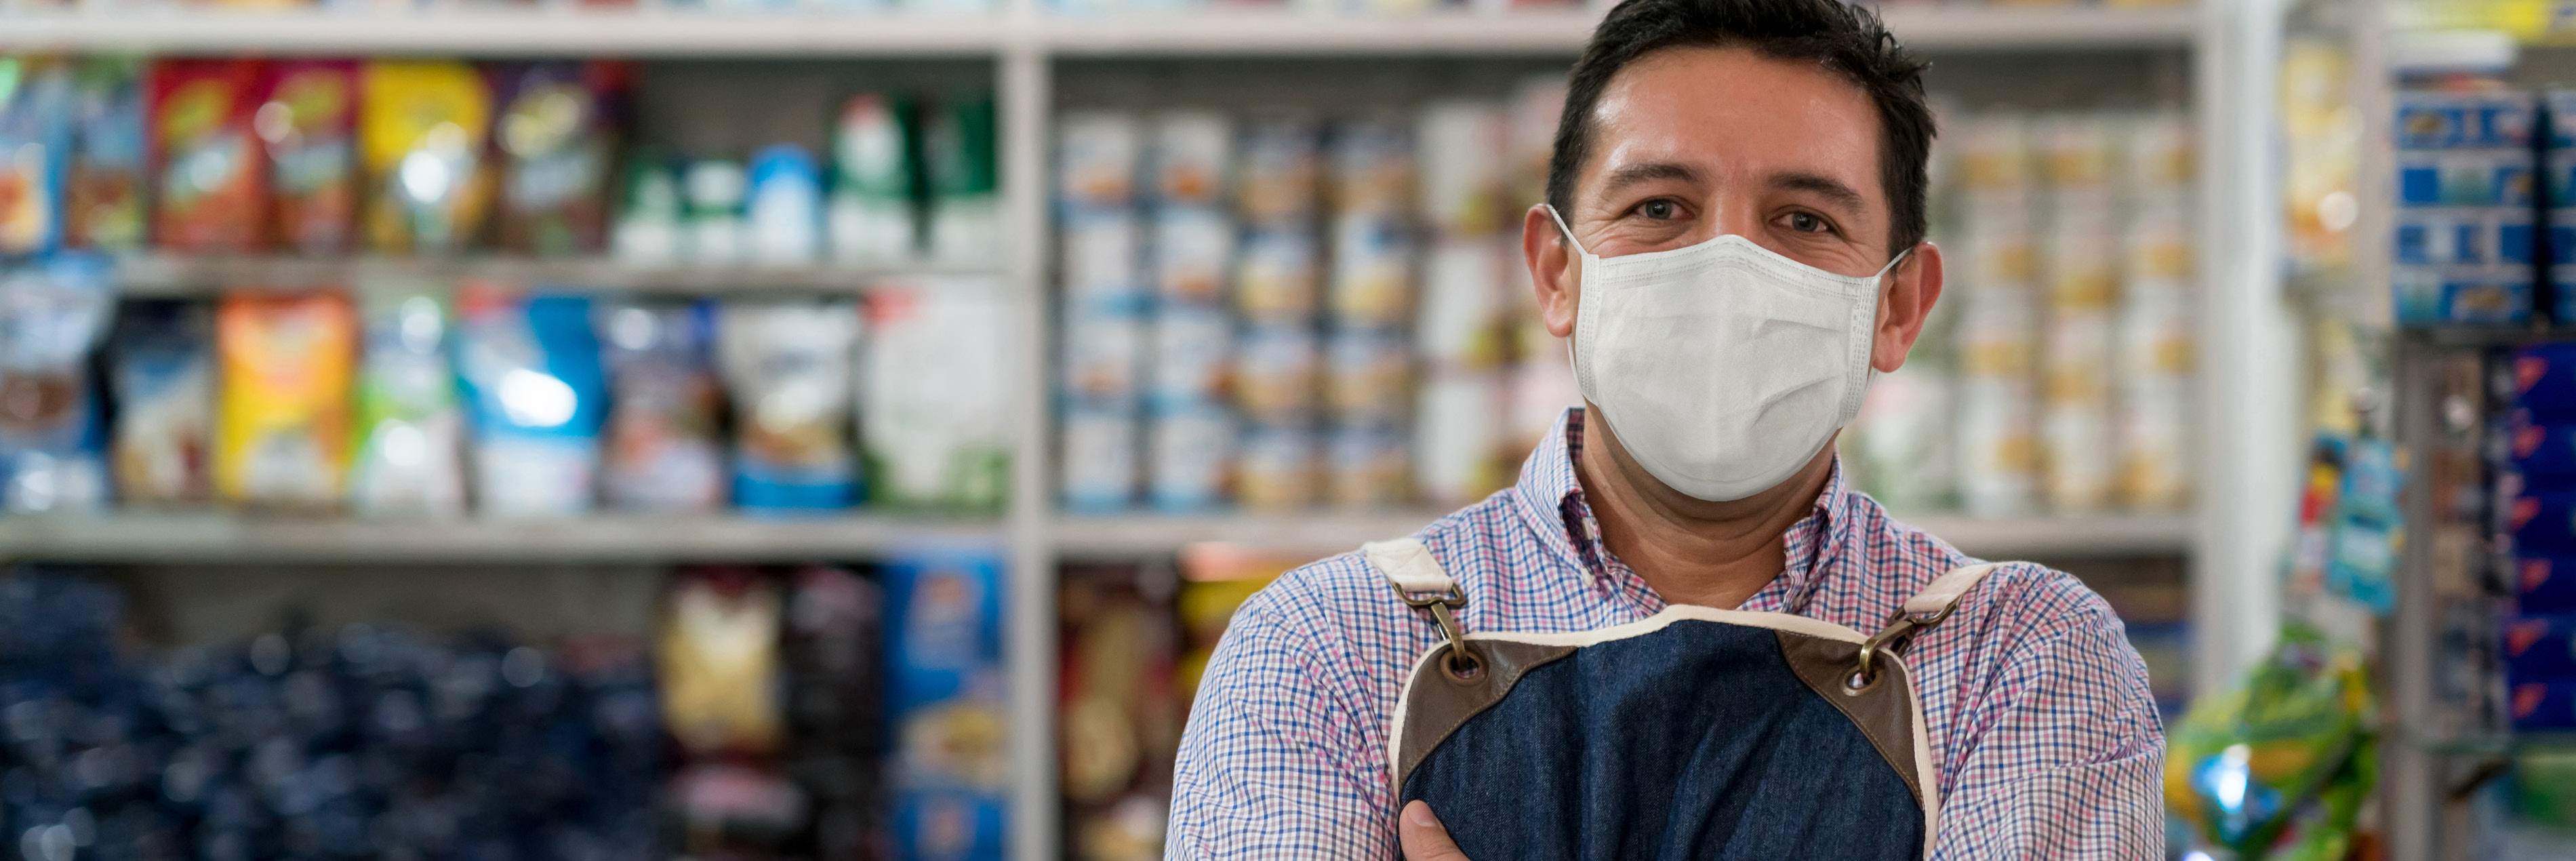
0;254;113;513
2323;437;2403;614
150;58;268;254
0;58;75;257
66;56;146;252
456;284;606;517
348;277;465;517
106;300;212;506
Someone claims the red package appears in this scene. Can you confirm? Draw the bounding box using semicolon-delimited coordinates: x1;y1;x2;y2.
259;60;357;256
150;59;269;254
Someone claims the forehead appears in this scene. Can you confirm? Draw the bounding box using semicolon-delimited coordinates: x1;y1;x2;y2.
1583;45;1883;201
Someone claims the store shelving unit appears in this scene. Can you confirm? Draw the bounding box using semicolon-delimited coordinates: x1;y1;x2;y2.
0;5;2276;859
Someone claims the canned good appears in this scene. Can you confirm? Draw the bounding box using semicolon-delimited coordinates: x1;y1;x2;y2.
1149;304;1232;409
1233;322;1319;424
1234;228;1321;322
1323;326;1412;424
1152;111;1231;207
1148;403;1234;513
1326;423;1411;509
1235;424;1317;511
1152;205;1234;307
1328;213;1415;326
1060;405;1139;512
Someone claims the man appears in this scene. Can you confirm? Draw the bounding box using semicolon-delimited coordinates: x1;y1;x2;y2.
1165;0;2165;856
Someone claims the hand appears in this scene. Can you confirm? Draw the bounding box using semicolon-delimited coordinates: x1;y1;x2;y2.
1398;801;1472;861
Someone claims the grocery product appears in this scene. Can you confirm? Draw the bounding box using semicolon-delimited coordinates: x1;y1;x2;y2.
150;58;268;254
1150;205;1232;306
885;544;1010;861
598;299;725;512
1325;422;1407;508
0;254;112;513
66;56;146;252
1059;110;1140;212
259;59;358;255
213;289;355;506
611;147;683;266
828;92;917;264
748;144;826;266
1236;115;1318;226
494;60;624;257
0;58;73;258
1062;304;1146;404
1235;423;1316;511
1232;227;1320;323
455;285;607;517
1150;110;1227;207
718;299;860;512
862;277;1010;512
359;60;492;256
659;567;786;755
1060;567;1182;861
2166;626;2376;858
782;563;891;859
1147;402;1231;513
106;299;212;506
1322;325;1408;424
2393;88;2535;324
1416;237;1509;371
683;158;748;266
1147;302;1229;409
925;96;999;265
347;276;466;517
1233;322;1318;424
1061;404;1139;513
1415;100;1506;238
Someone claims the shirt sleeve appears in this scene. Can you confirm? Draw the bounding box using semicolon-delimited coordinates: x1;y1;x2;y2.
1927;589;2167;860
1164;586;1398;861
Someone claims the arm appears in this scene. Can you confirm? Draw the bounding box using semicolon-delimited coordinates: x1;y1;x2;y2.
1928;594;2167;860
1165;588;1399;861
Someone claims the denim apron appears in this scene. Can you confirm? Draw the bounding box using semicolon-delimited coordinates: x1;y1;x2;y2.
1366;538;2001;861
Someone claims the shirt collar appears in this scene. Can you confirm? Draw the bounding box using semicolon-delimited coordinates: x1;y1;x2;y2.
1511;406;1855;610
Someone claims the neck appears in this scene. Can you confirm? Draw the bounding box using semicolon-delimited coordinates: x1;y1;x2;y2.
1573;410;1839;609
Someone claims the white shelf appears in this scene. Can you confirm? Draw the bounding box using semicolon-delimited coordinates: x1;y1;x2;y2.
1054;510;2194;559
0;5;2198;55
110;254;992;295
0;512;1003;563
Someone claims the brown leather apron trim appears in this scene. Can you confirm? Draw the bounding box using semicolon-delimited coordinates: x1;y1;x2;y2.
1391;639;1579;796
1774;628;1925;807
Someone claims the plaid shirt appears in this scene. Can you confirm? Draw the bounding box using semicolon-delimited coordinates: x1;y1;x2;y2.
1167;407;2165;859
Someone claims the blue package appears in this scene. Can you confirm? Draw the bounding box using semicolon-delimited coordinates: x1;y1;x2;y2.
883;544;1009;860
715;299;860;513
2484;92;2535;148
0;254;113;513
2505;614;2576;676
2505;214;2539;265
0;60;74;257
2514;342;2576;420
456;288;609;516
2398;156;2442;207
2518;556;2576;614
2513;413;2576;481
2550;224;2576;264
2514;681;2576;732
2503;155;2540;207
2512;491;2576;555
2439;271;2531;325
2398;92;2469;150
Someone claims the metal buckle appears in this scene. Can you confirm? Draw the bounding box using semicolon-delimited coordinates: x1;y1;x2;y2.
1848;602;1959;694
1401;587;1481;681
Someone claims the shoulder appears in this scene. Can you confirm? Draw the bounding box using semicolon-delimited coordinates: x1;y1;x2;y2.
1236;493;1525;634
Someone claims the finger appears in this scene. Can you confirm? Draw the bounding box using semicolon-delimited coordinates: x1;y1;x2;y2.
1398;800;1472;861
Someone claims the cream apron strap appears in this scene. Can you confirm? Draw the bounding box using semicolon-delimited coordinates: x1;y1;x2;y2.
1901;561;2006;621
1853;561;2008;690
1363;538;1455;595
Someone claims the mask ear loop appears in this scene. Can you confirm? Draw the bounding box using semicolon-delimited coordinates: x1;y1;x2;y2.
1541;204;1591;257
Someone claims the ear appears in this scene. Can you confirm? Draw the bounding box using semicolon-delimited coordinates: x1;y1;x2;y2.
1523;205;1580;339
1870;241;1944;373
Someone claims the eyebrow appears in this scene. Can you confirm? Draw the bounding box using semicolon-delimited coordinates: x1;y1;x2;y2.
1595;161;1704;199
1771;171;1868;214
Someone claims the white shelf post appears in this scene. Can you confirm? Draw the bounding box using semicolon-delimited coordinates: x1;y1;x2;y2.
999;31;1062;861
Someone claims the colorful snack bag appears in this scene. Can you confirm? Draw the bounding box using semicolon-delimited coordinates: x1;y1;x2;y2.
0;254;113;513
257;60;357;256
456;284;606;517
150;58;268;254
495;61;625;256
885;544;1009;861
107;299;213;506
67;57;147;252
1;58;75;257
861;277;1009;512
214;289;356;507
598;299;725;512
658;567;786;756
718;300;860;512
348;276;465;517
360;60;492;256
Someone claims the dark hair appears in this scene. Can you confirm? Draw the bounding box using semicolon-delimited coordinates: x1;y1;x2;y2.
1546;0;1935;257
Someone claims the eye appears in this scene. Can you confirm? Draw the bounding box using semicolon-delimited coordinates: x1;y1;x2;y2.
1639;199;1678;220
1786;212;1830;233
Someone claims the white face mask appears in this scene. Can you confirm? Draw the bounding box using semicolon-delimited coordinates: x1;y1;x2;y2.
1546;205;1908;502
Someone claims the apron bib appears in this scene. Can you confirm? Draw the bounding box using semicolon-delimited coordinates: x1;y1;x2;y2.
1366;538;2002;861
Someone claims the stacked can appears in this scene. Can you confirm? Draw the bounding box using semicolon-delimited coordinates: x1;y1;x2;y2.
2548;90;2576;322
2034;115;2120;514
1232;116;1325;511
2115;113;2196;511
1950;113;2042;518
2393;87;2536;325
1055;112;1147;512
1322;115;1418;509
1145;111;1238;512
1412;100;1515;509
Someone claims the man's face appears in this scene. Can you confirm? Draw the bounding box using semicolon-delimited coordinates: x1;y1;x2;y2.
1565;44;1894;275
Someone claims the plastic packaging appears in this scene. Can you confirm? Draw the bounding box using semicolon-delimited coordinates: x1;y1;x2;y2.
925;96;999;264
150;58;268;253
747;144;824;266
456;285;607;517
107;300;212;506
598;300;725;513
719;300;860;512
0;60;73;258
827;93;917;265
214;289;356;507
359;60;493;256
885;544;1010;861
494;61;624;257
348;277;466;517
259;60;358;256
2166;626;2375;859
683;159;748;266
0;254;113;513
66;57;146;252
658;569;786;755
610;148;682;266
862;277;1010;513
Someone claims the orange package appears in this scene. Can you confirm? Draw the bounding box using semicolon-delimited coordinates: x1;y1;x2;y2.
214;290;356;507
150;59;268;254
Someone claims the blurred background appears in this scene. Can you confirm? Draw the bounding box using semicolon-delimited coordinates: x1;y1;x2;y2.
0;0;2567;857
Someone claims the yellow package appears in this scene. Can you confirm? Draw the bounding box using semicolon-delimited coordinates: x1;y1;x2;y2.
214;292;355;507
360;60;493;256
656;572;786;756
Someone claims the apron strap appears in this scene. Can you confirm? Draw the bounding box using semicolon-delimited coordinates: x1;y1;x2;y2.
1852;562;2007;689
1363;538;1482;679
